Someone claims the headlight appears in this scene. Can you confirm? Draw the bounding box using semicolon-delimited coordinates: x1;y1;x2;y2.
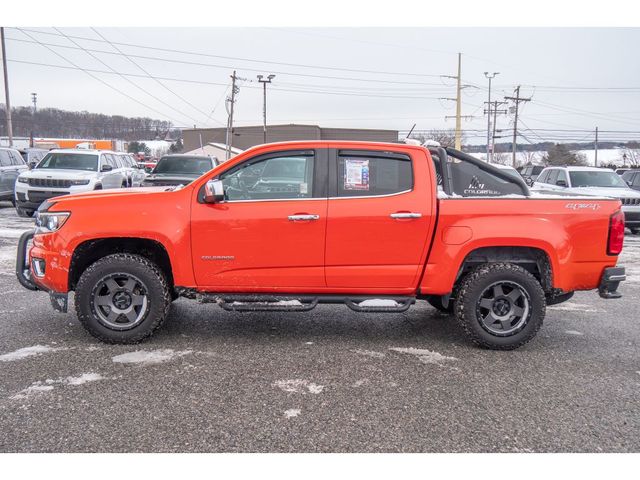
34;212;71;234
69;179;90;186
17;177;28;183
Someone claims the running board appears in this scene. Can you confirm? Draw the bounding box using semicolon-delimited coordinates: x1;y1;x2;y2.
196;294;415;313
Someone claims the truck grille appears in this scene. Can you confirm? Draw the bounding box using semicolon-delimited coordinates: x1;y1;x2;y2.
27;190;69;203
620;197;640;206
28;178;73;188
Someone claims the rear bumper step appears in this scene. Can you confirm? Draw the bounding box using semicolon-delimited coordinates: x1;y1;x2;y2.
196;293;415;313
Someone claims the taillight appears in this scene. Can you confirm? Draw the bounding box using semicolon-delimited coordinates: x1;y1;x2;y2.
607;210;625;255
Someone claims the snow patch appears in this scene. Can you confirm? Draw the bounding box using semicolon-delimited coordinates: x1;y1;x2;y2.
65;373;104;385
273;379;324;395
548;302;599;313
11;372;105;400
0;228;27;238
112;349;192;365
352;348;386;359
0;345;59;362
565;330;584;336
389;347;458;365
358;299;399;307
284;409;301;419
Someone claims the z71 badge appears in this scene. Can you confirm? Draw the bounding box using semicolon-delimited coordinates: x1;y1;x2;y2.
565;202;601;211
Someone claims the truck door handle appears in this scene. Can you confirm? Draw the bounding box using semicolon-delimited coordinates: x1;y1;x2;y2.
390;212;422;219
288;214;320;221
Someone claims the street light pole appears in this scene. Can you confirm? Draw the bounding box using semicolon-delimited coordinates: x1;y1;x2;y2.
257;74;275;144
484;72;499;162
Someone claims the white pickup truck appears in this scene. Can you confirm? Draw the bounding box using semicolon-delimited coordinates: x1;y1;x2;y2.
14;149;131;217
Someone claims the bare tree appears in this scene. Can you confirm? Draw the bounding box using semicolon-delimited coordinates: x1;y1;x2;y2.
521;150;540;166
409;129;466;148
491;152;510;165
620;147;640;167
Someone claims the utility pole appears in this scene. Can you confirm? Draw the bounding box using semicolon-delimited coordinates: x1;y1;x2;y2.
454;53;462;150
484;72;499;160
257;74;275;144
1;27;13;147
225;71;239;161
442;53;473;150
485;100;508;162
31;92;37;113
595;126;599;167
504;86;531;167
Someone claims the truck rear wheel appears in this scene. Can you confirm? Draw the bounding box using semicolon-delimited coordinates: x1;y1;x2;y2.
454;263;545;350
75;253;171;344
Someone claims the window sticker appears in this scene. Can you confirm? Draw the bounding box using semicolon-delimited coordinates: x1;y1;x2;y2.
344;159;370;190
299;182;308;195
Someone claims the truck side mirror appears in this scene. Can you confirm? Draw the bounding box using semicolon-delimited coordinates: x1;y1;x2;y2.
204;179;225;203
556;179;568;187
101;164;113;172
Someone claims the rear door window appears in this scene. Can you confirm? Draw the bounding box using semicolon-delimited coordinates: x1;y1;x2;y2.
556;169;568;186
336;151;412;197
547;169;559;185
9;151;24;165
536;170;549;184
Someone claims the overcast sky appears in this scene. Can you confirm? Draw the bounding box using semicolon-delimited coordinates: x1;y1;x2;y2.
3;27;640;144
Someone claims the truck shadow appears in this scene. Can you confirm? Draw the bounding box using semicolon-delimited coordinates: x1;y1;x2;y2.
158;300;465;345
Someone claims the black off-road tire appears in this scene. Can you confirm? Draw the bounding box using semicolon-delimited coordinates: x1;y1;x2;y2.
75;253;171;344
454;263;546;350
425;294;454;314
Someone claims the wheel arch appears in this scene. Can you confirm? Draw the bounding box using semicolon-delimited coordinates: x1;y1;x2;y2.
455;245;554;294
68;237;174;291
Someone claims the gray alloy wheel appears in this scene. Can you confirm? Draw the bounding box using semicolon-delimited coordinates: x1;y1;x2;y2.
476;281;531;336
91;273;149;330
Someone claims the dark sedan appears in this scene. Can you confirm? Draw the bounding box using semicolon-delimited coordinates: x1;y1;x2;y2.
142;154;218;187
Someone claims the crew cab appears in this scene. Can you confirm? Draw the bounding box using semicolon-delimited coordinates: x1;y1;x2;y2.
16;141;627;350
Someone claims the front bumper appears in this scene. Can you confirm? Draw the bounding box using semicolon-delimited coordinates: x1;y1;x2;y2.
622;207;640;226
15;229;68;312
598;266;625;299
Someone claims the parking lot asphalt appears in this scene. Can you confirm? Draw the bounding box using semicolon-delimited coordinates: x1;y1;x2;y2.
0;200;638;453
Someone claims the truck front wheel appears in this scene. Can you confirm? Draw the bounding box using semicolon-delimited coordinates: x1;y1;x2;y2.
75;254;171;344
454;263;546;350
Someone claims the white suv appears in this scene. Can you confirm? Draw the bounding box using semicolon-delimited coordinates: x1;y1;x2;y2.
14;149;129;217
532;166;640;233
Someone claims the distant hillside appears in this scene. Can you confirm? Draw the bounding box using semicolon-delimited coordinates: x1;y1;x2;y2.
0;106;180;142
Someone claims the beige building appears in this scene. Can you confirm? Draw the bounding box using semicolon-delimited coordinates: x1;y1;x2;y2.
182;124;399;152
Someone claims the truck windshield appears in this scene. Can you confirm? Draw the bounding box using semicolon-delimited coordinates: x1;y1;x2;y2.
37;153;99;171
154;157;213;175
569;171;627;188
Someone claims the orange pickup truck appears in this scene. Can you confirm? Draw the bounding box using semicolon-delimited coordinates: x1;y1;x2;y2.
16;141;627;350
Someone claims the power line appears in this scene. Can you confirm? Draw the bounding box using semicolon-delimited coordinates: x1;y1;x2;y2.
7;58;445;101
10;28;447;81
16;29;189;127
50;27;205;127
90;27;221;125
